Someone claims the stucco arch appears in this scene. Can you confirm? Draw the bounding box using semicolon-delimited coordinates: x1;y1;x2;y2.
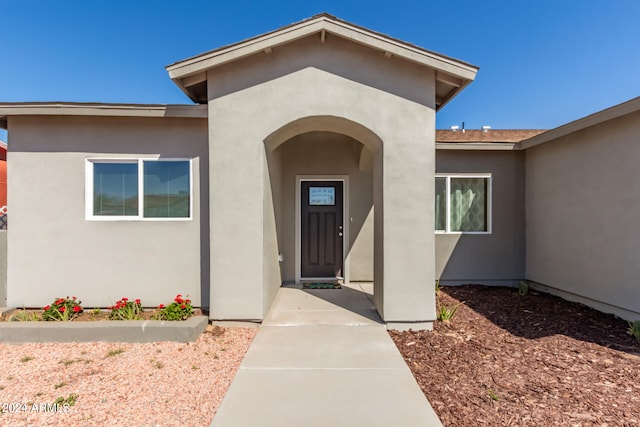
209;68;436;328
264;115;383;154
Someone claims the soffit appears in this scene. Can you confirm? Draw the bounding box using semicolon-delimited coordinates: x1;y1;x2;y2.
166;13;478;109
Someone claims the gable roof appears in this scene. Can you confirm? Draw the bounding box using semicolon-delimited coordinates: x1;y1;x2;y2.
166;13;478;109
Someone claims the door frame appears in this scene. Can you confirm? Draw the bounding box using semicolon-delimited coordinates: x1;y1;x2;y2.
295;175;350;285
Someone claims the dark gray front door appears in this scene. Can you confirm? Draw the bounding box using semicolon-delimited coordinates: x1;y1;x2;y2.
301;181;343;278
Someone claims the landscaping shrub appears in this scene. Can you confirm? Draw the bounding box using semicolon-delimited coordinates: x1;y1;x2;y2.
153;294;193;321
42;297;83;321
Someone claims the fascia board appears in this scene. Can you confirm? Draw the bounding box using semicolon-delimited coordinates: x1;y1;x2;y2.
167;17;478;82
0;103;208;119
519;96;640;150
436;143;518;151
322;21;478;80
167;20;327;79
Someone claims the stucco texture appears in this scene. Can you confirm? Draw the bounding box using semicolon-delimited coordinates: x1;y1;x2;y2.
7;115;208;308
435;150;525;284
207;34;437;323
525;111;640;319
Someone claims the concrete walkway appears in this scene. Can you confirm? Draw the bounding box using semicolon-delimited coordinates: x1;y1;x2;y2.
211;283;442;427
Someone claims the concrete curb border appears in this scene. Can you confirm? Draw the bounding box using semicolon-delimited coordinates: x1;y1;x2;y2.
0;316;209;343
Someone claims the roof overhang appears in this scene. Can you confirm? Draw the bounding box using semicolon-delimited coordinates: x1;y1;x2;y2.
0;102;208;128
519;96;640;149
166;13;478;109
436;142;519;151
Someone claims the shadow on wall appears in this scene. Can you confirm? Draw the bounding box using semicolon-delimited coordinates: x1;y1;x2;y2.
436;233;522;285
442;285;639;355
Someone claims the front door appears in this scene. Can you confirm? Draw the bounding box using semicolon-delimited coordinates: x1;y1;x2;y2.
301;181;344;278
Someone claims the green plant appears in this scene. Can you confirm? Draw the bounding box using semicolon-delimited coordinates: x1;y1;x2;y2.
53;393;78;407
60;358;92;366
42;296;83;321
627;320;640;340
108;297;143;320
488;389;500;401
518;281;529;296
437;302;463;322
153;294;194;321
9;310;40;322
91;308;101;315
54;382;66;390
105;348;125;357
20;356;34;363
435;279;441;294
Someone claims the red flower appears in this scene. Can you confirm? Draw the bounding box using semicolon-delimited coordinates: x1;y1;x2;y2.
186;299;191;304
72;296;77;300
181;304;186;309
44;305;50;311
59;306;66;313
73;305;81;313
135;299;141;305
122;297;128;302
158;304;165;309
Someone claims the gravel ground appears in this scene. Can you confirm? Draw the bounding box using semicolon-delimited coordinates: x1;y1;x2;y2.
0;326;256;426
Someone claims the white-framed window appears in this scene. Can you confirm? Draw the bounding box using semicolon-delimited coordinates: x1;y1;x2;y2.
435;174;491;234
86;158;192;221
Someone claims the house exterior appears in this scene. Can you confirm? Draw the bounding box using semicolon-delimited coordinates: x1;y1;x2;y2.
0;14;638;327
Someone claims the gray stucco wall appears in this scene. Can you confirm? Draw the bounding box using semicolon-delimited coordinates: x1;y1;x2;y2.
207;34;437;324
525;111;640;320
435;150;526;284
7;115;208;308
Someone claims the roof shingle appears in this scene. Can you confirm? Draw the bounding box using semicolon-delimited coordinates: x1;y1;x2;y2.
436;129;546;143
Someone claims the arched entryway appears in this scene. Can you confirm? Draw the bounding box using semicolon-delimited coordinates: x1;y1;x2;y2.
264;115;382;288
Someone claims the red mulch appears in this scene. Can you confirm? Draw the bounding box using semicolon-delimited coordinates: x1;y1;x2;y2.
389;285;640;426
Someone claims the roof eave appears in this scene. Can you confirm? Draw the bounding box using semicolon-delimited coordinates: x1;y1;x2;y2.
0;102;209;119
519;96;640;149
436;142;519;151
167;14;478;104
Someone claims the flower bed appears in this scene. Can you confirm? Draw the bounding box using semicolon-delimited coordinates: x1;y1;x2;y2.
1;294;198;323
0;294;208;343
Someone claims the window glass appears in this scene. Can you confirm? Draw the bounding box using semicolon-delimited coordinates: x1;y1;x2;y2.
93;163;138;216
435;177;447;231
143;161;190;218
309;187;335;206
449;178;487;232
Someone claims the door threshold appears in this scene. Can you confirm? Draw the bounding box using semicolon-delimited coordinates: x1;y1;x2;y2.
301;277;343;282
